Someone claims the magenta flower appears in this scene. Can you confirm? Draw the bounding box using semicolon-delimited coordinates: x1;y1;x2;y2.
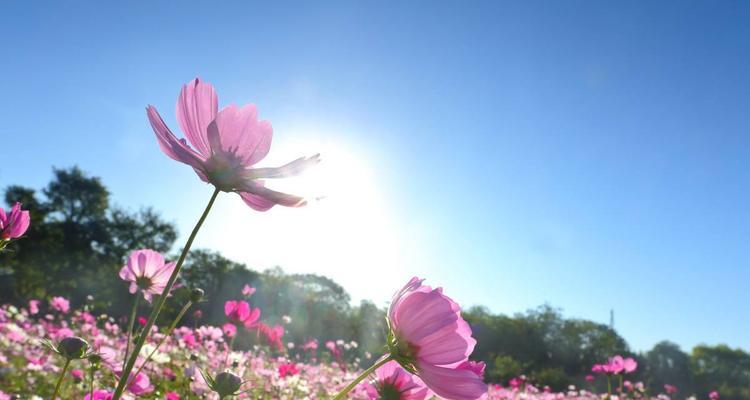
0;202;30;241
50;296;70;314
166;392;181;400
278;362;300;378
241;284;256;297
147;78;319;211
386;277;486;400
224;300;261;329
84;390;114;400
28;299;40;315
364;360;429;400
664;384;678;395
118;249;176;302
709;390;720;400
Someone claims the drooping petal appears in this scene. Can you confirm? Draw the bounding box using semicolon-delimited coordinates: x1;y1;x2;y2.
176;78;218;158
147;106;208;174
417;363;487;400
237;181;307;208
238;191;276;212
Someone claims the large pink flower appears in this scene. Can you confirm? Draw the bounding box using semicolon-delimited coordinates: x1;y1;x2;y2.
364;360;429;400
224;300;261;329
386;277;486;400
147;78;319;211
118;249;176;302
0;202;30;240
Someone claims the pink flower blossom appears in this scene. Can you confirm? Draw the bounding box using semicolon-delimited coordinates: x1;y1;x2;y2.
166;392;181;400
118;249;176;302
28;299;40;315
664;384;678;395
71;369;84;382
387;277;486;400
0;202;30;240
257;323;285;351
222;323;237;338
147;78;320;211
364;360;429;400
302;339;318;351
241;284;256;297
709;390;720;400
278;362;299;378
50;296;70;314
585;374;595;382
84;390;114;400
224;300;261;329
137;316;147;326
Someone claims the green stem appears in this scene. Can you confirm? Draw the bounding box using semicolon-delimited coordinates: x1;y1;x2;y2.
224;333;237;367
332;355;393;400
112;188;220;400
52;358;71;400
122;292;140;371
88;365;95;400
607;375;612;397
132;301;193;378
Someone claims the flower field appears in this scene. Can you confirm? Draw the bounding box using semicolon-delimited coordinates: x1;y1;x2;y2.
0;296;710;400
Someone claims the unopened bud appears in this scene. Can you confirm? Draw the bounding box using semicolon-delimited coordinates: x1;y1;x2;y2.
58;337;89;360
213;371;242;396
190;288;205;303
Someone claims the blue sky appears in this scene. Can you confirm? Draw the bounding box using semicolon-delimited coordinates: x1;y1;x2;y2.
1;1;749;352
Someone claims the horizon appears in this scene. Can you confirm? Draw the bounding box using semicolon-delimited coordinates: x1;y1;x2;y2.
2;1;749;354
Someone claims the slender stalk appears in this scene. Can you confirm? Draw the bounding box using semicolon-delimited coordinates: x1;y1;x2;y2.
132;301;193;378
88;365;95;400
112;188;220;400
52;358;71;400
224;333;237;367
332;355;393;400
122;292;140;371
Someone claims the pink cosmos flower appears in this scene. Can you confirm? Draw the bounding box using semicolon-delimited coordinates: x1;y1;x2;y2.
364;360;429;400
585;374;595;382
147;78;320;211
137;316;147;326
302;338;318;351
50;296;70;314
71;369;84;382
709;390;720;400
84;390;114;400
622;357;638;373
166;392;181;400
114;369;154;396
241;284;256;297
118;249;176;302
222;323;237;338
664;384;678;395
28;299;40;315
387;277;486;400
0;202;30;240
278;362;299;378
224;300;261;329
257;323;285;351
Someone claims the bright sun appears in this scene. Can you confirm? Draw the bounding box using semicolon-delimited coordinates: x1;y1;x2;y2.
201;138;407;304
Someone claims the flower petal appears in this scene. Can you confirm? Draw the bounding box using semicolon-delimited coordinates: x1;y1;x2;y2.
206;104;272;166
147;106;208;174
176;78;217;158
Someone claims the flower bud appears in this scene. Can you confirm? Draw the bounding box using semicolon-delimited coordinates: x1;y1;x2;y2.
213;371;242;396
190;288;205;303
58;336;89;359
88;354;102;367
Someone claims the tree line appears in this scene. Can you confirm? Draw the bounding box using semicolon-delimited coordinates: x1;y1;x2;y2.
1;167;748;399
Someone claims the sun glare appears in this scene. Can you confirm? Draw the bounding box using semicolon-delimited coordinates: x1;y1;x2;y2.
203;138;405;304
